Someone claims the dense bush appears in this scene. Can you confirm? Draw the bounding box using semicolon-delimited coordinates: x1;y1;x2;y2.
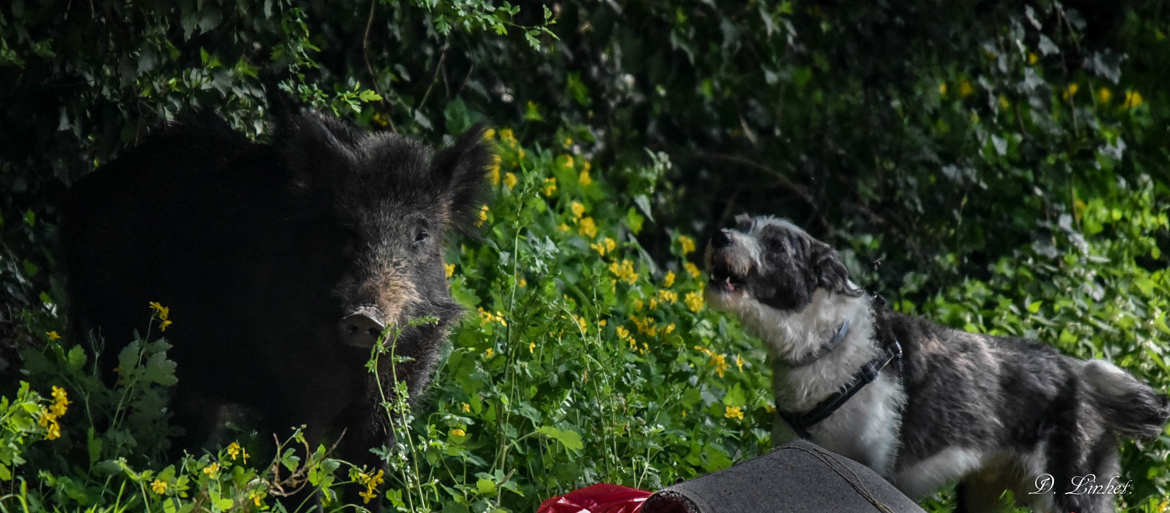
1;0;1167;512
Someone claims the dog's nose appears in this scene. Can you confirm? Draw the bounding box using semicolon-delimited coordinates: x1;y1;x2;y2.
712;229;733;249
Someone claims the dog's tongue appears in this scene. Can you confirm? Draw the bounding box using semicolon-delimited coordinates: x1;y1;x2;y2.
725;276;735;291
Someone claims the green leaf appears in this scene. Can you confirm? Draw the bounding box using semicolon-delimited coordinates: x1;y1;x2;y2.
281;448;301;472
722;384;745;406
476;477;496;496
358;89;382;103
144;350;178;386
537;426;584;452
66;345;87;371
626;207;645;235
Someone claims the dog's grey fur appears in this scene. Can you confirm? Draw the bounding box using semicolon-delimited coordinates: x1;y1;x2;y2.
705;215;1169;513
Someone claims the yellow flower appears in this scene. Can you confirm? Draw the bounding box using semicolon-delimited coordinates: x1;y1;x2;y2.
499;128;517;145
1028;52;1038;65
476;205;489;227
476;308;508;327
149;301;173;332
724;406;744;420
1097;87;1112;104
685;291;704;313
202;462;220;479
51;386;68;407
227;441;248;463
608;259;637;285
558;223;570;232
484;347;494;359
998;94;1010;110
959;79;974;98
1123;90;1143;109
711;353;728;378
445;264;455;279
559;154;575;170
578;168;592;187
487;154;501;186
589;241;605;256
677;235;696;256
359;489;377;504
528;341;536;354
938;82;947;97
663;271;676;288
684;262;701;279
664;323;676;335
563;136;573;147
1062;83;1079;101
570;201;586;220
542;177;558;197
590;237;616;257
461;402;471;413
450;428;466;437
503;172;518;189
657;289;677;304
39;386;69;435
356;470;385;505
149;301;168;318
736;354;744;372
616;326;631;340
371;112;388;128
578;217;598;238
151;479;168;495
249;490;264;507
519;277;527;287
369;470;385;487
44;419;61;440
46;331;61;340
483;128;496;141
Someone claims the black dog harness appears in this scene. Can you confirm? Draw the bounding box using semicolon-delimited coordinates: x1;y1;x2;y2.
778;317;903;440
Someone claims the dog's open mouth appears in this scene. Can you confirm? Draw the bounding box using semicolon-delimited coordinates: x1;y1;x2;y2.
709;262;746;293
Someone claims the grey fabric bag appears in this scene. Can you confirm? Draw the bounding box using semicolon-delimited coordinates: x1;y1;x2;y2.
642;439;924;513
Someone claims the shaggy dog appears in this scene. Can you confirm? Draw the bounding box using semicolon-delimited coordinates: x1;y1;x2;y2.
704;214;1169;513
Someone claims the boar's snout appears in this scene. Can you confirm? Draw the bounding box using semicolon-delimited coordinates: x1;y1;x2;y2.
339;308;386;348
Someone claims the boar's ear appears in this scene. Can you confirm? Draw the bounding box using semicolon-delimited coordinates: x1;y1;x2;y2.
431;123;491;229
275;112;357;192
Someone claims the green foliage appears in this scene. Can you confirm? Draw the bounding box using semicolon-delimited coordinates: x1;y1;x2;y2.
381;129;771;512
0;0;1168;512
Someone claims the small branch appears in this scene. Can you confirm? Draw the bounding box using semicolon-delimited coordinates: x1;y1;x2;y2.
416;44;450;112
362;0;397;133
688;150;818;209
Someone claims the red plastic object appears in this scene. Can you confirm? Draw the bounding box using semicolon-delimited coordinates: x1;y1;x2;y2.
536;483;652;513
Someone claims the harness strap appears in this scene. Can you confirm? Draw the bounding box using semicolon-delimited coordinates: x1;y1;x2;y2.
779;340;903;439
787;320;851;368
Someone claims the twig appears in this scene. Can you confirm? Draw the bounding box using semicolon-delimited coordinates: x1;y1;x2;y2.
361;0;397;134
416;44;449;112
688;150;818;209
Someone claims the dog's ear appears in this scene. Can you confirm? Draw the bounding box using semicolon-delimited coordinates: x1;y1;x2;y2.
811;241;862;296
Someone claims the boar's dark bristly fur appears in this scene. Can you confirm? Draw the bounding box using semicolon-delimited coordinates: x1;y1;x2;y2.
64;109;490;486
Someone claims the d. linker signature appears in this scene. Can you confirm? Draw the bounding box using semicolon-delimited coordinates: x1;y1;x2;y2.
1029;473;1134;496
